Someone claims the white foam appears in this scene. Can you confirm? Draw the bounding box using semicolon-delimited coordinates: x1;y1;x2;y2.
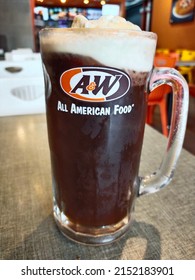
40;16;157;72
72;15;141;31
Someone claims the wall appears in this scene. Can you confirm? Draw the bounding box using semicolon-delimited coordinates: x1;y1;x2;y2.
0;0;34;51
151;0;195;50
126;1;143;28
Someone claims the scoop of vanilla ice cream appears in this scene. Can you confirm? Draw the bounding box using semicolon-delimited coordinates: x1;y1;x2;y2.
41;15;156;72
71;15;141;31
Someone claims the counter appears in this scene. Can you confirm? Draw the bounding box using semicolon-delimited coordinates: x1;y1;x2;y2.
0;114;194;260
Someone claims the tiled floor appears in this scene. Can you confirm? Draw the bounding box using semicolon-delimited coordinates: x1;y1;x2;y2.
149;94;195;156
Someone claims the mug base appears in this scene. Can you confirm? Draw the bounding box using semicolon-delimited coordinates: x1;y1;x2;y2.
53;206;133;245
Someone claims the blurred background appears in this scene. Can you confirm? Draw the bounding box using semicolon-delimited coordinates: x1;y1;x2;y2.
0;0;194;52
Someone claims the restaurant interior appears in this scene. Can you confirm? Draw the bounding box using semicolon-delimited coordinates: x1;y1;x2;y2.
0;0;194;155
0;0;195;261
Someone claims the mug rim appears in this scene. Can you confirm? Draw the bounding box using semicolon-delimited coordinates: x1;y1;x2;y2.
39;27;157;40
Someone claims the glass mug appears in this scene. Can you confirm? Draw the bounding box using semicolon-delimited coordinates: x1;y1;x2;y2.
40;28;188;245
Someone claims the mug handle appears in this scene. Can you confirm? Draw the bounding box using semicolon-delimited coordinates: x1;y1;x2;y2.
139;67;189;196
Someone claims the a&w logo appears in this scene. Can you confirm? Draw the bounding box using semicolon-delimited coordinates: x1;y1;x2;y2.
60;67;131;102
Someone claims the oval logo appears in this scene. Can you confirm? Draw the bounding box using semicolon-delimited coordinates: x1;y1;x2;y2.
60;67;131;102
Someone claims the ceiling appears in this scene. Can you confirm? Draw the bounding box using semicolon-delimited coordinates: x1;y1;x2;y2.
34;0;124;8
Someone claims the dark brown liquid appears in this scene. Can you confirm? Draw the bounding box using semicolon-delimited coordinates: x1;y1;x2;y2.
42;51;148;227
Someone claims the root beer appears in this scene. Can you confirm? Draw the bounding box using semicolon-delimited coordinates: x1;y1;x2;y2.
40;15;157;243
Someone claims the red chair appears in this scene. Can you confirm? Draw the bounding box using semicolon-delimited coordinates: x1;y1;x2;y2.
154;53;178;67
146;53;178;136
